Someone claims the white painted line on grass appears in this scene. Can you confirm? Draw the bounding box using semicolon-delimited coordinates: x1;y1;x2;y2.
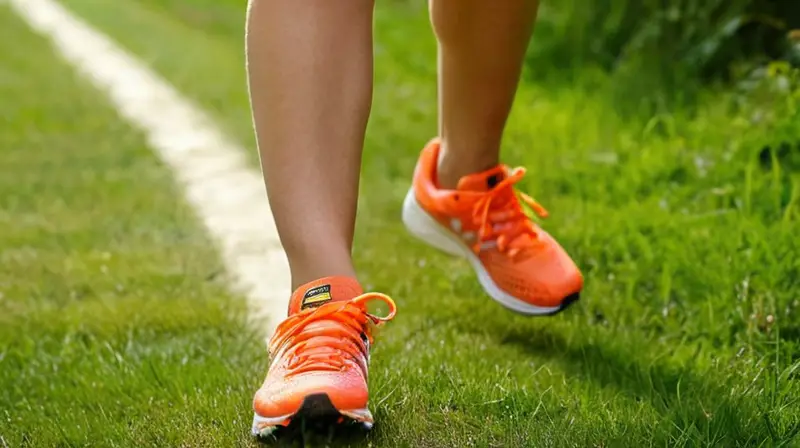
9;0;290;335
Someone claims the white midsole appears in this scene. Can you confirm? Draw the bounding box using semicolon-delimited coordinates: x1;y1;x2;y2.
252;412;293;429
401;189;562;315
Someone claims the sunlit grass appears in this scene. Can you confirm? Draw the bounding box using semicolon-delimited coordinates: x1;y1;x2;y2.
3;0;799;446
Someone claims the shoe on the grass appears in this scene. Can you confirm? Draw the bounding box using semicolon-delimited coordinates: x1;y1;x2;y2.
251;276;396;437
402;138;583;315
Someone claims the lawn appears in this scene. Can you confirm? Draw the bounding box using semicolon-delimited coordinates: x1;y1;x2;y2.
0;5;262;446
2;0;799;446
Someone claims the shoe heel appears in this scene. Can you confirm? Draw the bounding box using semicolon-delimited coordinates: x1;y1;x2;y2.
402;189;465;257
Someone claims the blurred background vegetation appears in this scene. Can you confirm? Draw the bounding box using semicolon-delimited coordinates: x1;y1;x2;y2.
529;0;800;111
525;0;800;178
532;0;800;76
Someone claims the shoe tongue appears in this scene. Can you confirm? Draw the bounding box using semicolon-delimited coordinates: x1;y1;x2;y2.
455;166;507;192
287;276;363;316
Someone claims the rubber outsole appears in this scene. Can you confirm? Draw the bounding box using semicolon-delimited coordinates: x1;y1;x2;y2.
546;291;580;315
252;394;373;440
402;188;580;316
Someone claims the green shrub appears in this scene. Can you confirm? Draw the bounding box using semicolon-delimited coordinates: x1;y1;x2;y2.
529;0;800;104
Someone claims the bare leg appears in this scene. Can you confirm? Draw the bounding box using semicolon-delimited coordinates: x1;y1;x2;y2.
430;0;539;189
246;0;374;288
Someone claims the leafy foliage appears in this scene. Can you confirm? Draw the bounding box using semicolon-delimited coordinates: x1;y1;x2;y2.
529;0;800;107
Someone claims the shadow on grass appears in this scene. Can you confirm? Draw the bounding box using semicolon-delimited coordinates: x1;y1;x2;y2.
492;324;768;445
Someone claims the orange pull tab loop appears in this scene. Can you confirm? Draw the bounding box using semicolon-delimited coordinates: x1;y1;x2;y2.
352;292;397;323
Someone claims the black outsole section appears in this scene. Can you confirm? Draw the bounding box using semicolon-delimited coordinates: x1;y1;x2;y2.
539;292;581;317
556;292;581;313
256;394;372;445
296;393;341;420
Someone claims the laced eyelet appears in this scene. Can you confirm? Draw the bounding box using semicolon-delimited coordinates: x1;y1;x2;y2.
268;293;396;377
468;166;549;258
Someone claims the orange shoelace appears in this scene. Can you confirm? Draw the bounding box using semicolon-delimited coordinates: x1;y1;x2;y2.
268;293;397;377
471;167;549;258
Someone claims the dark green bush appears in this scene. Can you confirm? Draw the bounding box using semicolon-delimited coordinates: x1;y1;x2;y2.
529;0;800;91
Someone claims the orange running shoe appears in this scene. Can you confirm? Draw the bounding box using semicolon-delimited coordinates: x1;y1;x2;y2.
251;276;396;437
402;138;583;315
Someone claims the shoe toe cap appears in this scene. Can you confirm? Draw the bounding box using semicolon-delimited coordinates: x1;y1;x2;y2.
254;371;369;418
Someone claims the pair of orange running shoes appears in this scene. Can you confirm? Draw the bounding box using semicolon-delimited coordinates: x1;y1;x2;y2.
251;139;584;437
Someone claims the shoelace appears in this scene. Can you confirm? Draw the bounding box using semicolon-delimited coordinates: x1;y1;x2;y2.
268;293;397;377
471;167;549;259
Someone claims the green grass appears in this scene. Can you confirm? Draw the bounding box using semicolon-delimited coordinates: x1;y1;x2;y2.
0;6;264;446
4;0;800;446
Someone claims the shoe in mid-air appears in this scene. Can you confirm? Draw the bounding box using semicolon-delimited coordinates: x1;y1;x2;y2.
403;138;583;315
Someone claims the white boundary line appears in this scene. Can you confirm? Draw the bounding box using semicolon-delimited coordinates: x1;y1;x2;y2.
9;0;290;335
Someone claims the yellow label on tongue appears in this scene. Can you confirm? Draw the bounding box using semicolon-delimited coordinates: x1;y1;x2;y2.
301;284;332;310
